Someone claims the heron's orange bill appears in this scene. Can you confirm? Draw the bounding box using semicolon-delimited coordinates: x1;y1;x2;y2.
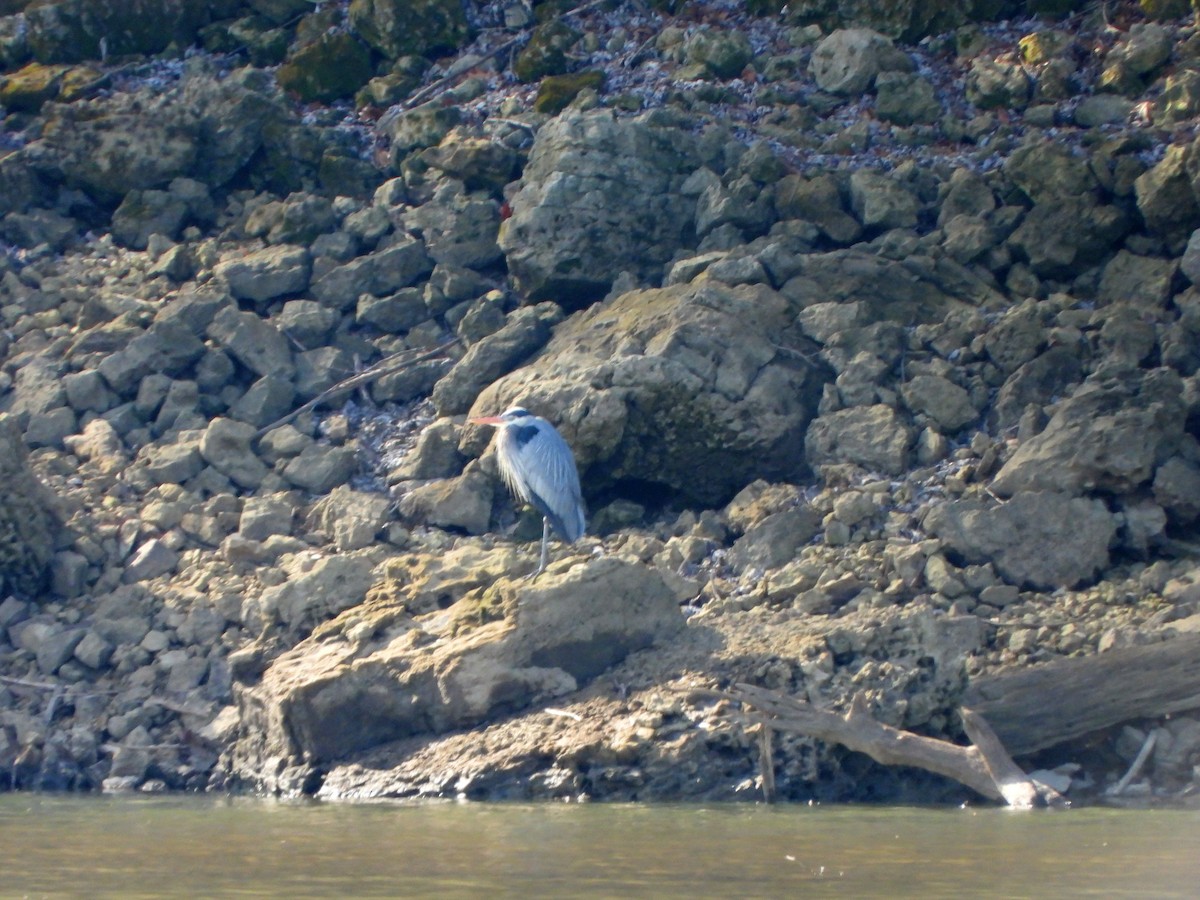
468;415;504;425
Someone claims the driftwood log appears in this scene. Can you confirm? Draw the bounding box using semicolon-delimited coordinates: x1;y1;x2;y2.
698;632;1200;807
700;685;1058;808
964;632;1200;755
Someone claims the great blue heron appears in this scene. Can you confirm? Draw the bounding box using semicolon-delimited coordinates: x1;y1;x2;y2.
469;406;586;574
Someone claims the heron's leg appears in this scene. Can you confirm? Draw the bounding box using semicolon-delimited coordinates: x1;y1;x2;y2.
537;516;551;575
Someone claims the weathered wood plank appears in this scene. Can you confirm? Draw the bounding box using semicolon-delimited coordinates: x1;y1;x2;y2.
964;633;1200;756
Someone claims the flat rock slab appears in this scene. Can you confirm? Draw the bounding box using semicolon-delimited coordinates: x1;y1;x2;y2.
230;557;686;781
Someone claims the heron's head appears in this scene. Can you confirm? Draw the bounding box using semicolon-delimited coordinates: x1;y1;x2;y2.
468;406;533;428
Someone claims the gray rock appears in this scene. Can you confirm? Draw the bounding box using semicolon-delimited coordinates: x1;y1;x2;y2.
1073;94;1134;128
1096;250;1177;310
875;71;940;125
729;506;822;572
310;237;434;310
1005;143;1099;206
49;550;90;599
991;369;1185;497
242;550;379;635
1183;229;1200;286
1007;198;1128;277
848;170;919;230
805;405;913;475
307;486;392;551
139;439;205;486
282;443;358;494
1153;457;1200;524
401;182;502;269
10;358;67;421
277;300;339;347
199;418;269;489
902;375;976;433
111;188;189;249
36;628;86;675
809;28;897;95
389;418;465;481
207;306;294;380
215;245;311;303
925;492;1116;589
123;539;180;583
498;108;700;303
25;406;77;449
63;369;117;414
356;287;429;333
397;466;494;535
1134;145;1200;253
966;58;1031;109
228;376;295;429
683;26;752;79
471;280;828;507
432;305;558;415
775;174;862;244
239;494;296;541
73;630;116;670
96;321;206;397
25;69;278;202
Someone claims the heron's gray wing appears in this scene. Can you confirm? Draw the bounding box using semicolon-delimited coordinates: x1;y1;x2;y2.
504;424;585;542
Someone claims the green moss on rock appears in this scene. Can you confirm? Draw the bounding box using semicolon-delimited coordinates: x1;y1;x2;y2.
348;0;470;61
513;20;580;83
277;32;374;103
534;69;604;114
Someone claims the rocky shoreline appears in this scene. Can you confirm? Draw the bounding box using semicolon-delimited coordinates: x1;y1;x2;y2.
2;0;1200;805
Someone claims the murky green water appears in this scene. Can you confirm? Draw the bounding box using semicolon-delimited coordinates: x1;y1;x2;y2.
0;795;1197;898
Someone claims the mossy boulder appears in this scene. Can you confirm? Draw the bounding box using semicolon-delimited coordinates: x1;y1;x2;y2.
534;69;604;114
277;32;374;103
348;0;469;61
513;20;580;83
24;0;224;63
0;61;69;112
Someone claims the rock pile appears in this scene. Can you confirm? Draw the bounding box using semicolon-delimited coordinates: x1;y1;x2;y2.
1;0;1199;804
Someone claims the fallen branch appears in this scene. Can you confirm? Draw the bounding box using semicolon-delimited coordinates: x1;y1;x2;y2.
254;339;458;439
695;684;1063;808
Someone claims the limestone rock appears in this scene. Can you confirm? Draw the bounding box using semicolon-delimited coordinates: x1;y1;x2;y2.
991;368;1185;497
925;492;1117;589
469;280;828;507
809;29;900;96
199;418;269;490
281;443;358;494
431;304;558;416
805;404;914;475
206;306;294;381
729;506;822;572
848;170;919;230
26;69;279;203
498;109;700;304
215;245;311;303
307;486;392;551
348;0;470;60
401;181;502;269
397;466;494;535
232;557;685;771
902;374;977;433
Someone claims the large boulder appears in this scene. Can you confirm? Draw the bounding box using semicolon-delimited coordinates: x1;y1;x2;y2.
348;0;470;60
23;68;281;204
925;492;1117;590
991;368;1186;498
24;0;222;63
230;556;685;778
497;109;701;305
466;280;829;507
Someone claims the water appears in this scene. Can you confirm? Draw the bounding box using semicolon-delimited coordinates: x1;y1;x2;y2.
1;795;1197;898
